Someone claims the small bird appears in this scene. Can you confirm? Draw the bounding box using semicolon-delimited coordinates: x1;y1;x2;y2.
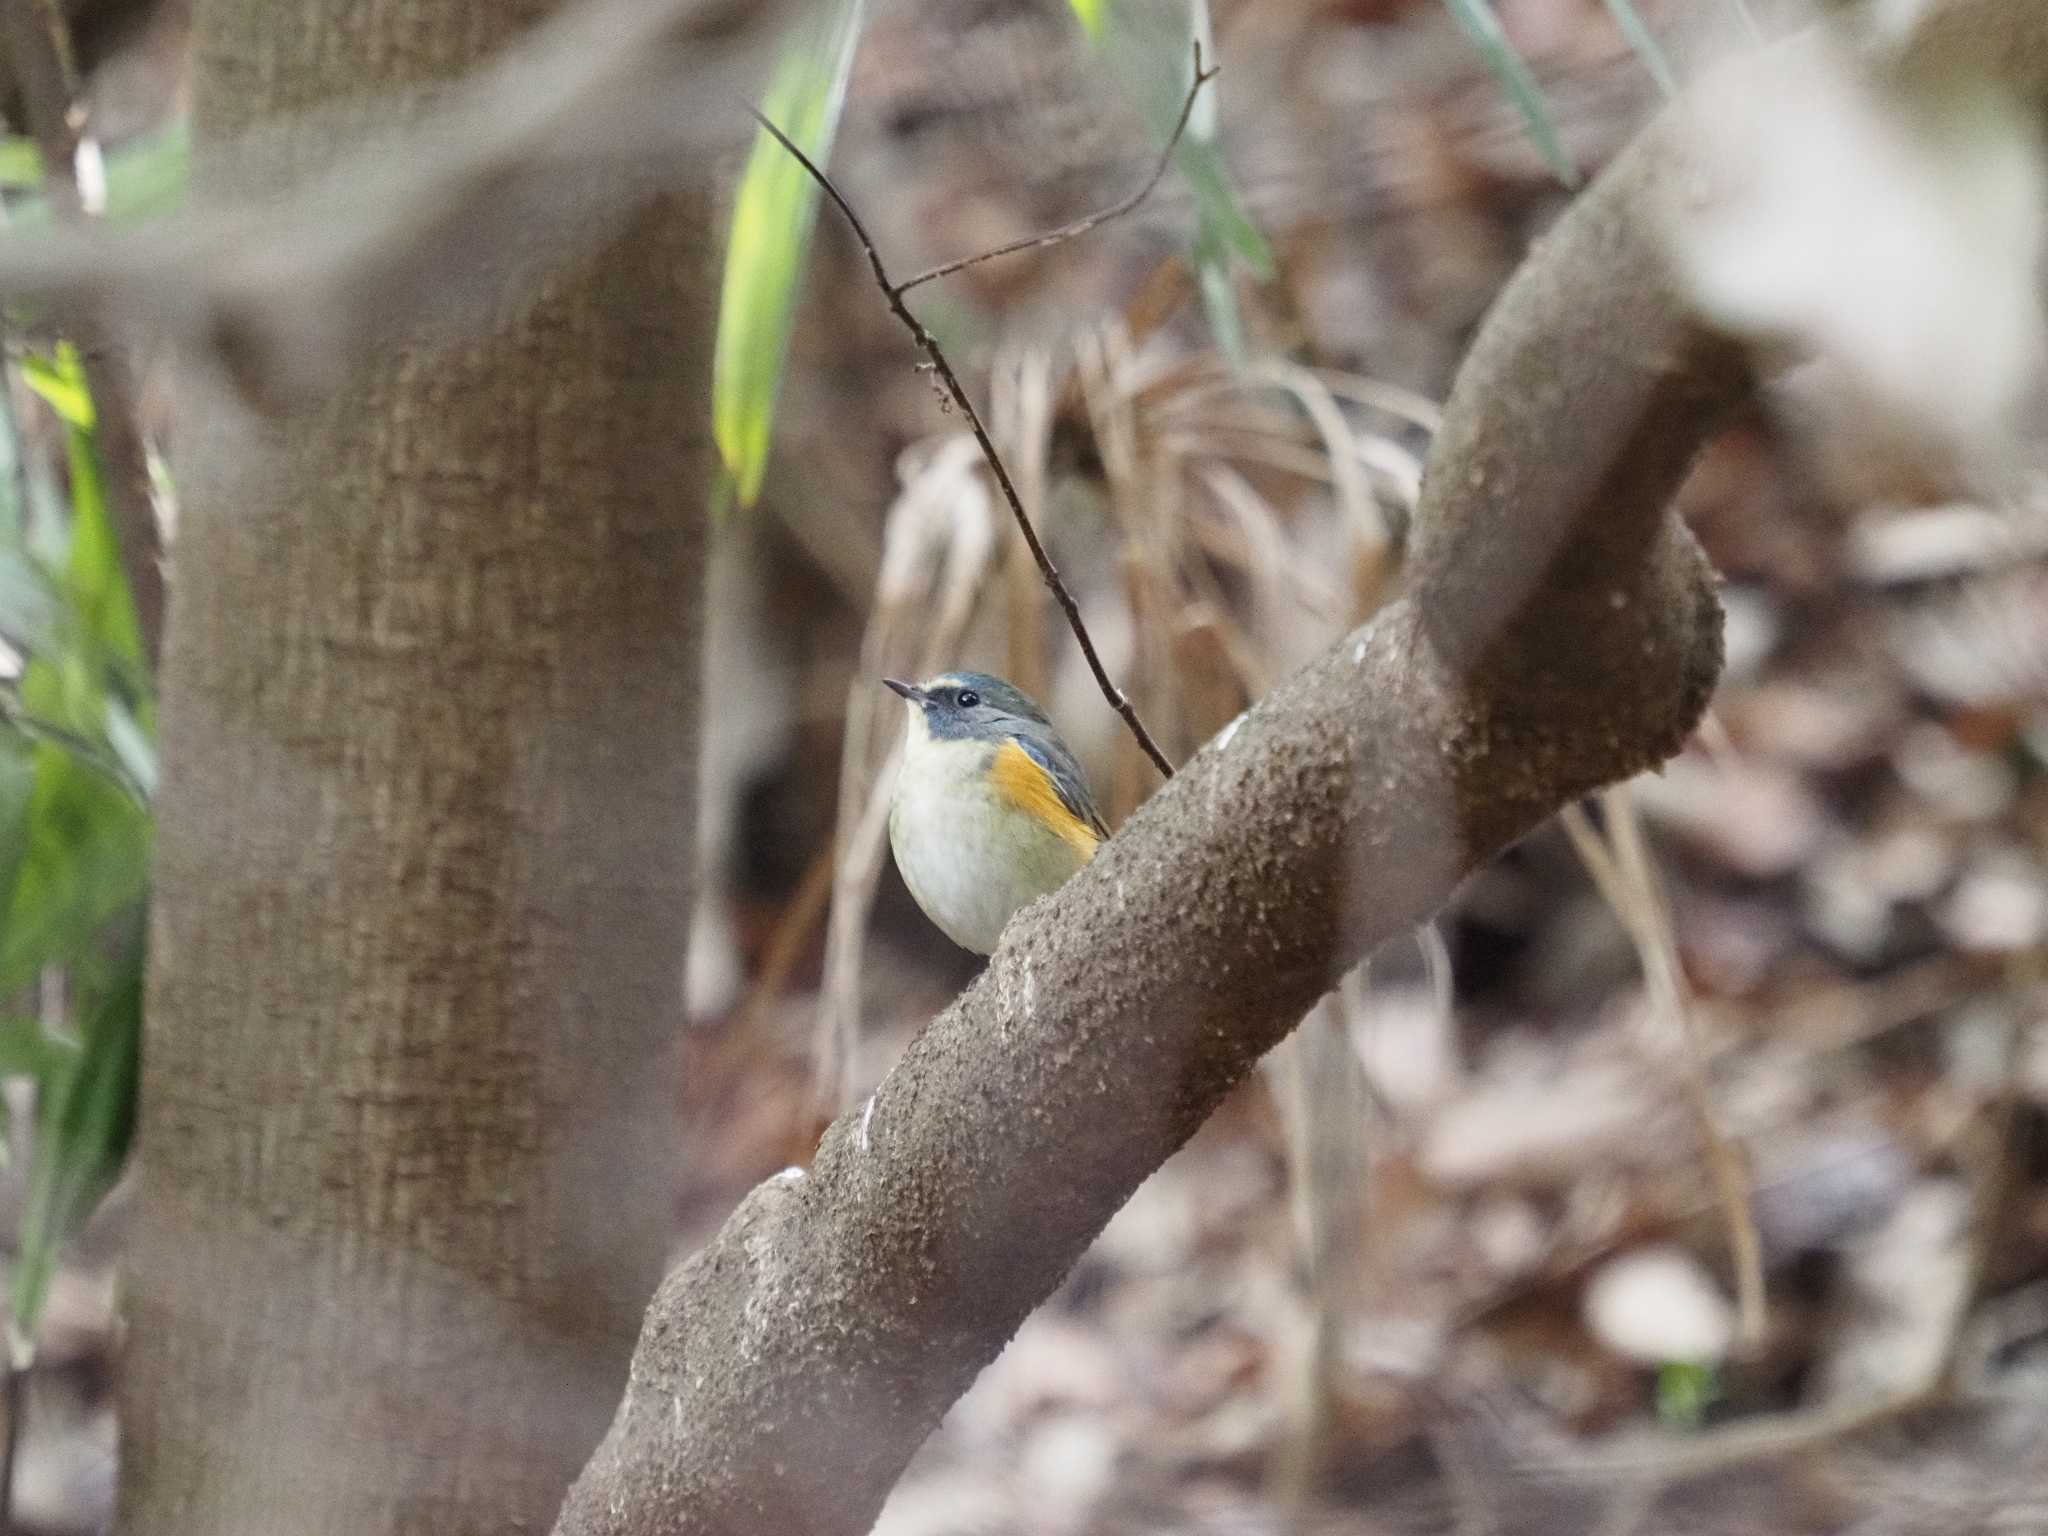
885;671;1109;955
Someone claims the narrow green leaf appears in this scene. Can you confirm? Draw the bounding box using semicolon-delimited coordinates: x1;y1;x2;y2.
1441;0;1579;187
712;0;867;510
1602;0;1676;98
10;922;140;1357
1067;0;1109;41
15;347;148;707
54;385;146;688
20;348;93;432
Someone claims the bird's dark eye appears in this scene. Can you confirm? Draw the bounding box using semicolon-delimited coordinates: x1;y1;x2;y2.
956;689;980;709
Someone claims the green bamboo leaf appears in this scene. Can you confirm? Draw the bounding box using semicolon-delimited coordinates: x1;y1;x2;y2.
10;920;140;1359
17;346;147;700
53;376;146;687
1602;0;1676;98
712;0;867;511
20;347;93;432
1442;0;1579;187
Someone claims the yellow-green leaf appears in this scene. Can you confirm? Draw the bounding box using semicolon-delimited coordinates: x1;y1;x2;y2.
712;0;867;511
1068;0;1109;42
21;345;93;432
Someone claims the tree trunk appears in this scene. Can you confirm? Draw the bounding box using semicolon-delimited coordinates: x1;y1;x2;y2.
117;0;710;1528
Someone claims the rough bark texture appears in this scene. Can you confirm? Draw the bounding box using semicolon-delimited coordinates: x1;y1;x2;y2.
119;0;711;1530
553;81;1748;1536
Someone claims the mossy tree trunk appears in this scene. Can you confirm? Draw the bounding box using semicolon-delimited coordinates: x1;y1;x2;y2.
116;0;710;1530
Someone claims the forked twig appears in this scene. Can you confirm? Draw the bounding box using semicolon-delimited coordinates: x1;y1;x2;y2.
892;47;1219;297
748;55;1217;782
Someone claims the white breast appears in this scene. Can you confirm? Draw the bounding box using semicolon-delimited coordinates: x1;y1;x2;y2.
888;718;1091;955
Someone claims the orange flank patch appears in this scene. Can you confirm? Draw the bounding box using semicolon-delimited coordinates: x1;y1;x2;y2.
991;740;1101;859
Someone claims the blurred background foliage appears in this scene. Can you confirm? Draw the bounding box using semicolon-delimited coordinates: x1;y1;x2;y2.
0;102;185;1451
0;328;152;1367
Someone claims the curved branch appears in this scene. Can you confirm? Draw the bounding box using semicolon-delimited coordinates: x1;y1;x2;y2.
553;66;1754;1536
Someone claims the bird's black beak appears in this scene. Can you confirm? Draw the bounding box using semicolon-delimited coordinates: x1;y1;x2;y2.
882;677;925;704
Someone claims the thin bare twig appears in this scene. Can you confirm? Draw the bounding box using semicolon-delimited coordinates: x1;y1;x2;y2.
749;88;1182;780
891;45;1218;297
0;0;164;669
